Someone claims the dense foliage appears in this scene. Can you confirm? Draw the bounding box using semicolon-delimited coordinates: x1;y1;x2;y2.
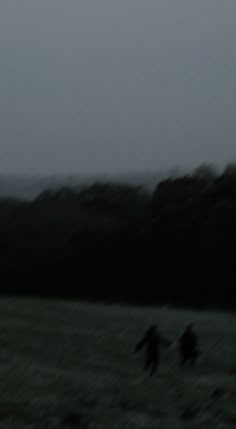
1;166;236;308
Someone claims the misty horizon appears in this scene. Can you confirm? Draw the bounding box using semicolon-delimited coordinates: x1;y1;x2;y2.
1;1;236;175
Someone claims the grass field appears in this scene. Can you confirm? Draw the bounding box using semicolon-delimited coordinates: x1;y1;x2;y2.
0;299;235;428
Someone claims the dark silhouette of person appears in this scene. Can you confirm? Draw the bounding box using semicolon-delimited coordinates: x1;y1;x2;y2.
134;325;171;377
178;324;199;367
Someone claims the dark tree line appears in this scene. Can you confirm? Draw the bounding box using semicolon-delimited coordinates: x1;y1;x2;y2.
1;166;236;309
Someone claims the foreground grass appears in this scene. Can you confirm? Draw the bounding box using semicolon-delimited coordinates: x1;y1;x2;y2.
0;299;235;428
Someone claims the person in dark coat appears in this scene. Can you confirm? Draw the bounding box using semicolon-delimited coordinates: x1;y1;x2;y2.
178;324;199;367
134;325;171;376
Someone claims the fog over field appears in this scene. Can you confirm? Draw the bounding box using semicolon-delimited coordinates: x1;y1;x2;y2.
1;3;236;427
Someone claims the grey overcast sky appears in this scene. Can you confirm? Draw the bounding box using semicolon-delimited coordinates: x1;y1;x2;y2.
0;0;236;175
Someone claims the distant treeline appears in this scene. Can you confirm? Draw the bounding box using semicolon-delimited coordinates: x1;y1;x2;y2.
1;164;236;309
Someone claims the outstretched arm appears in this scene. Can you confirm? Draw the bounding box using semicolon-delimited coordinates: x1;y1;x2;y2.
134;334;148;352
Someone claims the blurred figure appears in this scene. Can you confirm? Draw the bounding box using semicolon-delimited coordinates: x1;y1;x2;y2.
134;325;171;377
178;324;199;367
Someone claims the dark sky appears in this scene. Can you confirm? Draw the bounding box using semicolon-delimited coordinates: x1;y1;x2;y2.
1;0;236;175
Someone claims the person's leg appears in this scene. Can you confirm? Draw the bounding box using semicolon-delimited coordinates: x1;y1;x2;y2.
150;358;159;377
190;352;196;367
180;351;187;367
144;356;151;372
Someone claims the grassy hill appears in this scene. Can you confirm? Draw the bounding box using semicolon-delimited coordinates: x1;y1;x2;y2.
0;299;235;428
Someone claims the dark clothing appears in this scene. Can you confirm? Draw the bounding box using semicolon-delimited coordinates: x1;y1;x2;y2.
144;353;159;376
179;326;198;366
135;326;170;376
